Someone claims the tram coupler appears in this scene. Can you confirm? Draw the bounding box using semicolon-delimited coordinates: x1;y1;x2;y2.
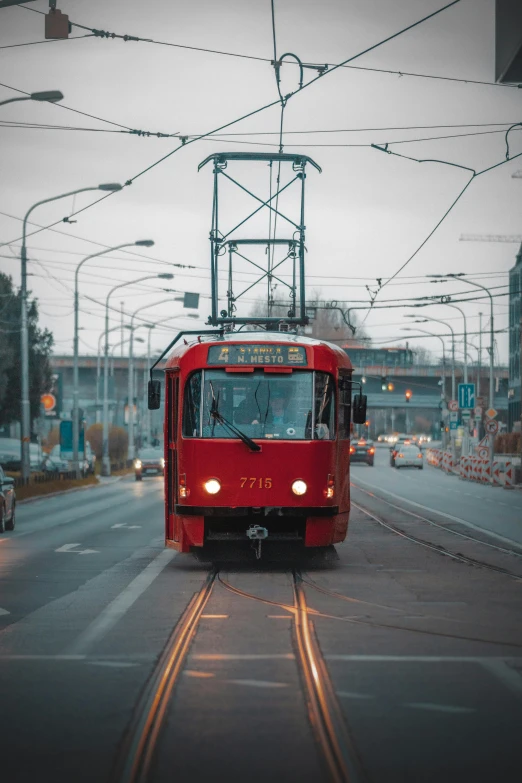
246;525;268;559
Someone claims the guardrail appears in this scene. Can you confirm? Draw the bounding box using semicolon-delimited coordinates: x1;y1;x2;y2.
12;470;78;488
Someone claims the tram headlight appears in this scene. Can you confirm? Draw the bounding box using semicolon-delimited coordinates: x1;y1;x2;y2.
204;478;221;495
161;457;165;468
291;479;307;496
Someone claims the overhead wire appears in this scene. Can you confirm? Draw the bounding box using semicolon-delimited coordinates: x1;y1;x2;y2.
17;2;521;90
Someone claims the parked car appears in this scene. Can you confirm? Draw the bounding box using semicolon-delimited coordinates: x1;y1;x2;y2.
394;444;424;469
0;464;16;533
46;443;95;475
41;451;70;474
135;448;165;481
350;439;375;466
0;438;42;472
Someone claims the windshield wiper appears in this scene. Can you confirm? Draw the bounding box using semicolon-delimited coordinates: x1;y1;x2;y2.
209;382;261;452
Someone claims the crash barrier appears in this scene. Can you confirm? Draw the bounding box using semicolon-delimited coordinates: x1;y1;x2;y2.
429;447;520;488
504;461;514;490
13;470;77;488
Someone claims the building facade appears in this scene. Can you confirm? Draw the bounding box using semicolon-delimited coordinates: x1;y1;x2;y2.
508;244;522;431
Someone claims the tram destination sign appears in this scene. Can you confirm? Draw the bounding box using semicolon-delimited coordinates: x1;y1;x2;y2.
208;344;308;366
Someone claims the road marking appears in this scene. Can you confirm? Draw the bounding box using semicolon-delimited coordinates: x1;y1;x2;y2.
268;614;293;619
66;548;175;655
351;479;522;548
0;607;10;616
0;654;86;661
227;679;288;688
325;655;522;663
87;661;140;668
55;543;99;555
337;691;374;700
194;653;295;660
111;523;142;529
480;659;522;695
404;702;475;714
201;614;228;619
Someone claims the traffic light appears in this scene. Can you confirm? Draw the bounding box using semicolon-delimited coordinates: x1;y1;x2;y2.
387;382;394;391
405;389;412;403
381;376;387;391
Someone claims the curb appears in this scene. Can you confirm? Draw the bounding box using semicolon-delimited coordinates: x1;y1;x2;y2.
18;474;128;505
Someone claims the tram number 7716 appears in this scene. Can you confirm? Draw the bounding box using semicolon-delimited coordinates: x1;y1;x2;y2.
240;477;273;489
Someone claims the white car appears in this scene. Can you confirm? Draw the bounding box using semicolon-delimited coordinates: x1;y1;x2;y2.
394;444;424;469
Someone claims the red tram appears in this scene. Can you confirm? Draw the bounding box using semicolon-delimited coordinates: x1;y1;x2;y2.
153;332;366;555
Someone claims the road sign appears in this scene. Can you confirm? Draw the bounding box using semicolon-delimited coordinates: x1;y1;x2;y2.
476;396;486;407
449;411;458;422
458;383;475;409
461;410;471;420
478;447;489;459
485;407;497;419
474;406;482;418
450;421;458;430
485;419;499;435
41;393;56;413
448;400;458;412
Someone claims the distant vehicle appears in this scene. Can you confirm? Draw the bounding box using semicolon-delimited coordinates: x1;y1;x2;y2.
47;443;95;475
0;464;16;533
135;448;165;481
377;434;386;442
389;435;416;466
350;439;375;466
0;438;42;472
41;450;70;474
394;444;424;469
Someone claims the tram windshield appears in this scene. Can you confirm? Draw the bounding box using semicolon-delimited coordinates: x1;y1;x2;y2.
182;369;335;440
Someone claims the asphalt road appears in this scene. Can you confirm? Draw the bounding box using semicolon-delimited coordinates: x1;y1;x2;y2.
0;469;521;783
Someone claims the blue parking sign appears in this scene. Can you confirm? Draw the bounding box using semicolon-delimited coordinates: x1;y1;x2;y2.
458;383;475;410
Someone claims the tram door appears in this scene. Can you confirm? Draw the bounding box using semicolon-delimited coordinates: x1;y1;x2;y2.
165;373;179;542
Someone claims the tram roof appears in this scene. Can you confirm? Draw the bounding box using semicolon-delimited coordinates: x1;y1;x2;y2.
164;331;352;370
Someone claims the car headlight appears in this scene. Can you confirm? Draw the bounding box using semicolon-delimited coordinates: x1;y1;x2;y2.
204;478;221;495
135;460;142;469
291;479;307;496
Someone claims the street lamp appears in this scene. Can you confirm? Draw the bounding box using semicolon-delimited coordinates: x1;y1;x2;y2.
405;314;456;400
72;240;154;477
102;274;174;476
0;90;64;107
401;326;448;446
440;302;468;384
19;182;122;481
126;298;200;459
432;274;495;409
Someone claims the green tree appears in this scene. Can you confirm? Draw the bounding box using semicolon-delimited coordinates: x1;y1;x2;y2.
0;273;54;429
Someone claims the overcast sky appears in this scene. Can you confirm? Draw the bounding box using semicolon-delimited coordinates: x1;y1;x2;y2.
0;0;520;365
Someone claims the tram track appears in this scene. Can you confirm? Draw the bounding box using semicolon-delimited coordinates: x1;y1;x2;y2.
114;567;364;783
351;496;522;581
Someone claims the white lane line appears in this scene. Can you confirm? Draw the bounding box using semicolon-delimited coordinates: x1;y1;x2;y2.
0;654;86;661
111;523;142;529
0;607;10;616
337;691;374;700
66;548;175;655
227;679;288;689
351;478;522;547
325;655;522;663
87;661;141;668
480;659;522;695
403;702;475;714
193;653;295;660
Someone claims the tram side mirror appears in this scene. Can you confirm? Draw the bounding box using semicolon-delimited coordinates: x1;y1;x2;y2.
352;393;367;424
148;379;161;410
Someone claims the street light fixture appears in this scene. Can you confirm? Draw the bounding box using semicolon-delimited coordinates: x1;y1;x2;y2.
19;182;123;480
72;240;155;477
0;90;64;107
405;314;456;400
102;274;174;476
432;274;495;409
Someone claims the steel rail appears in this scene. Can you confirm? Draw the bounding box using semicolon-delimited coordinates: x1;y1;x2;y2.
115;569;217;783
351;481;522;558
292;571;364;783
351;501;522;581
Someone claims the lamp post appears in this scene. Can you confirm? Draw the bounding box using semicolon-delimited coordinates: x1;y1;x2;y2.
432;274;494;408
96;325;127;422
442;303;468;384
19;182;122;481
102;274;174;476
126;298;200;457
402;327;447;445
72;240;154;478
405;314;456;400
0;90;63;107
